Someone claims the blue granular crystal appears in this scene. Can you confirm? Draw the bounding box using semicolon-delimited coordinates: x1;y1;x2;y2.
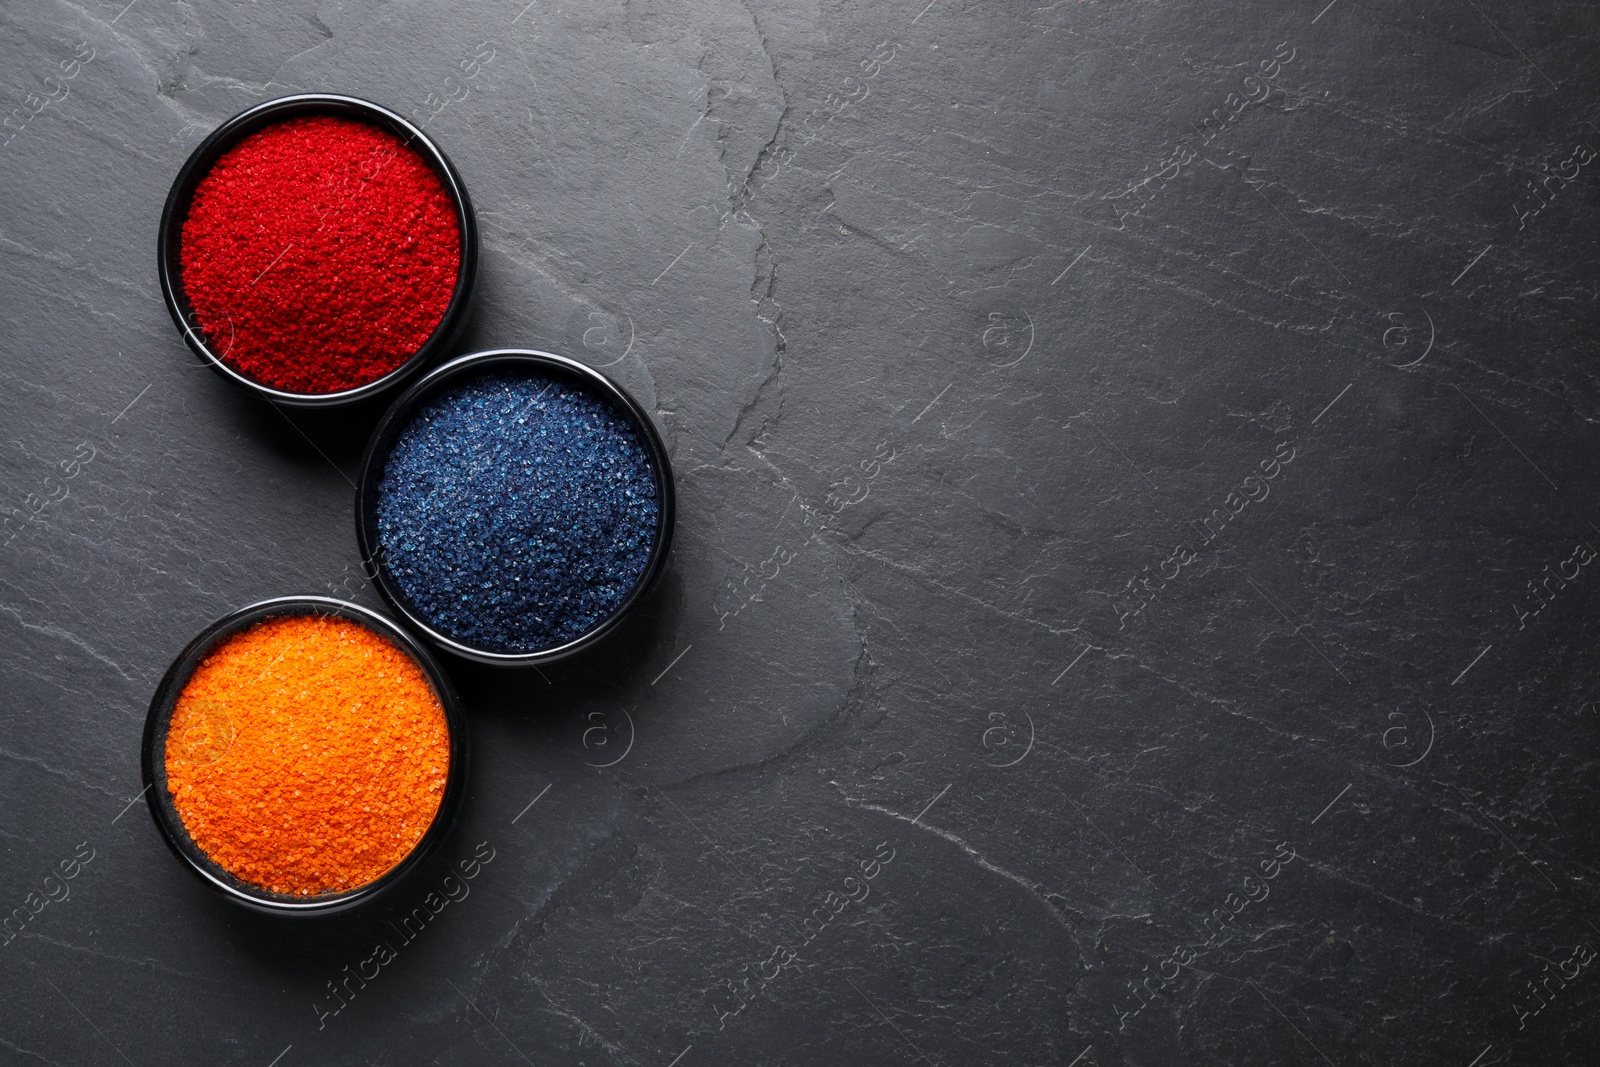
373;366;661;654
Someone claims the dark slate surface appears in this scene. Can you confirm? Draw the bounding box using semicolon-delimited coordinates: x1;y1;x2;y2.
3;0;1599;1063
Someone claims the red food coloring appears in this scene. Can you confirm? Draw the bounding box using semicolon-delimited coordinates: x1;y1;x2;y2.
180;115;462;395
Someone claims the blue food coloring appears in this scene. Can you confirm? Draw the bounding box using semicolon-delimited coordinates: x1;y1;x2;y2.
374;367;661;654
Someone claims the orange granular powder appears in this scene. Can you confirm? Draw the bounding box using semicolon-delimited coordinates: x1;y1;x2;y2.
164;613;450;897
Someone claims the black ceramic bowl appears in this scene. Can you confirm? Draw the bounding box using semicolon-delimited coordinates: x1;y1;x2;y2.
156;94;479;408
356;349;677;666
141;596;469;916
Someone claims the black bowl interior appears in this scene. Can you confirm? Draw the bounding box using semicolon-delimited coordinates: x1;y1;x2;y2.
356;350;678;666
140;596;469;916
156;94;479;406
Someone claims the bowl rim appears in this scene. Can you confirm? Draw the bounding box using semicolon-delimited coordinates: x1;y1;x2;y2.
140;595;470;916
156;93;479;408
355;348;677;666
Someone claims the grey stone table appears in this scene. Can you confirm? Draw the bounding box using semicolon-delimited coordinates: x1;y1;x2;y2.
3;0;1598;1063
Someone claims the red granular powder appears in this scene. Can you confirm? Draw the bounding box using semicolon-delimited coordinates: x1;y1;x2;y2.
180;115;461;395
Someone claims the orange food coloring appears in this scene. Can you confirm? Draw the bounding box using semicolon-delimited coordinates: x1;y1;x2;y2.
164;613;449;897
